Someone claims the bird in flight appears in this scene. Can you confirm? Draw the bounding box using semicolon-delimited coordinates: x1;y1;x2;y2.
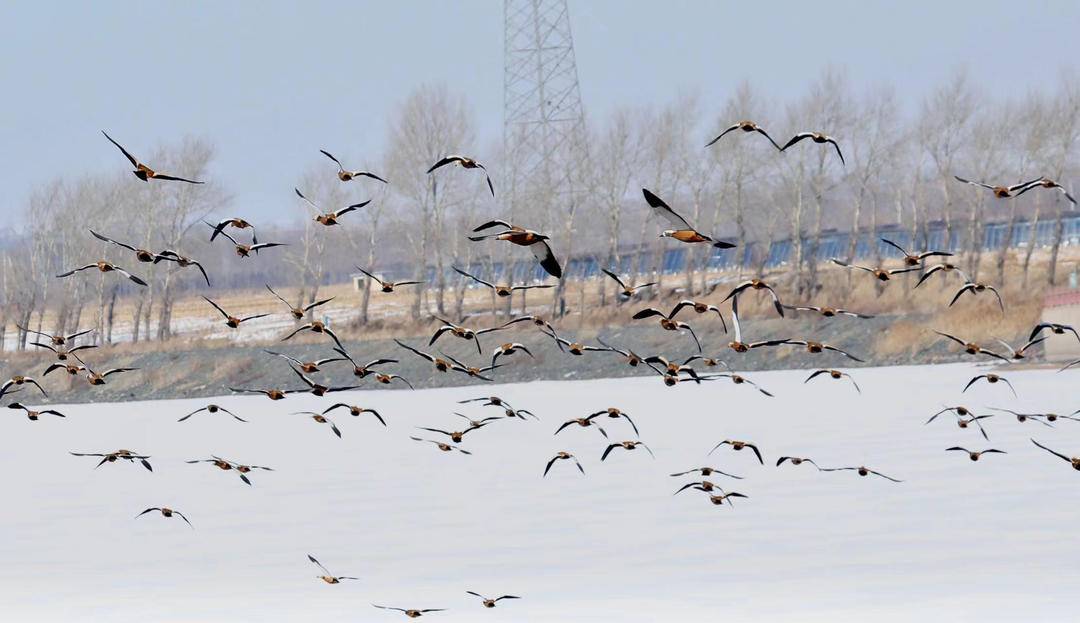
319;150;388;183
308;554;358;584
295;188;371;226
954;175;1042;198
705;120;782;150
780;131;845;165
601;268;657;300
57;260;147;286
136;507;193;528
452;266;554;297
466;591;521;609
544;451;584;477
203;296;269;329
469;220;562;278
102;130;204;184
427;154;494;196
643;188;735;248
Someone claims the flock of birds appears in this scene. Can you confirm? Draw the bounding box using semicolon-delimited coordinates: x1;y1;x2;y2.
4;124;1080;617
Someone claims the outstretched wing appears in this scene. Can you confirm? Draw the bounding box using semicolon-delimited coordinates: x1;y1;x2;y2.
642;188;692;230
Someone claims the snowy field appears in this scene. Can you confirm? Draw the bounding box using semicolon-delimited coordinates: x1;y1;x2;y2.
2;362;1078;622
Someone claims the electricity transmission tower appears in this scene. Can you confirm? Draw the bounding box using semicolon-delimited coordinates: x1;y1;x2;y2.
503;0;589;311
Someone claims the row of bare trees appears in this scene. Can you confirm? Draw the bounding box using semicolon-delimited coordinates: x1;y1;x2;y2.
3;69;1079;349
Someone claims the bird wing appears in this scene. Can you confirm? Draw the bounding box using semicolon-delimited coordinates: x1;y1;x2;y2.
529;240;562;278
152;173;204;184
704;123;741;147
779;132;813;151
427;156;463;173
303;296;335;312
319;149;344;170
601;268;627;289
294;188;321;212
202;296;230;319
101;130;139;167
642;188;692;230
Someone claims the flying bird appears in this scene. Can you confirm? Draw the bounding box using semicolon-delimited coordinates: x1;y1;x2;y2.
427;154;494;196
705;120;782;150
783;339;864;362
720;278;784;317
953;175;1042;198
544;452;585;477
410;436;472;455
57;260;147;286
289;366;360;397
601;440;654;461
207;225;287;257
6;402;65;420
308;554;358;583
153;250;211;287
136;507;193;528
178;404;246;423
333;346;398;379
102;130;204;184
452;266;554;297
830;258;918;281
879;238;953;266
228;386;302;400
203;296;269;328
208;217;255;242
89;230;163;263
820;466;902;482
264;350;346;374
643;188;735;248
949;280;1005;313
469;220;562;278
1013;177;1077;205
669;467;743;479
16;326;92;346
292;411;344;438
782;304;873;319
804;369;861;393
323;403;386;426
466;592;521;609
0;375;47;398
776;456;821;469
914;263;966;288
372;604;447;618
429;317;504;354
631;306;703;352
319;150;389;183
490;342;535;368
541;328;615;357
281;320;345;350
962;373;1017;397
780;131;845;165
355;266;425;293
945;447;1006;462
295;187;371;226
71;449;152;471
1030;322;1080;343
933;331;1011;362
601;268;657;299
709;439;763;464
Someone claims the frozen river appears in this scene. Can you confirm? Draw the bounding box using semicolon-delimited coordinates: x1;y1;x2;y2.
1;362;1077;621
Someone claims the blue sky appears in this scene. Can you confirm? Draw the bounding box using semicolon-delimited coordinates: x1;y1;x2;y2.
1;0;1076;223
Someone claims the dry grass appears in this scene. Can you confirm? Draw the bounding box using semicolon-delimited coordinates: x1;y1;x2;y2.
6;247;1073;357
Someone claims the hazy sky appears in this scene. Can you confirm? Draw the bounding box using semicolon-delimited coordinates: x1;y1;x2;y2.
1;0;1076;224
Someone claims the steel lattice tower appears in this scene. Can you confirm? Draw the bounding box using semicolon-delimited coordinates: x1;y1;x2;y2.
503;0;589;232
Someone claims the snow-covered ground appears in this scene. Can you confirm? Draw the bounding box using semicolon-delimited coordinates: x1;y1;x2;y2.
2;362;1078;622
